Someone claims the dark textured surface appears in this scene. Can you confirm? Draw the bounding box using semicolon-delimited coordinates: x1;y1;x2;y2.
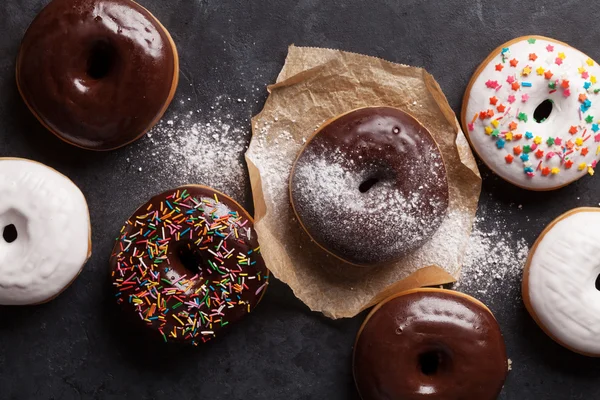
1;1;599;399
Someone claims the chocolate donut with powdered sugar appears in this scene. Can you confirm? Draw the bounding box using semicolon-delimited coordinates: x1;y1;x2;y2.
289;107;449;266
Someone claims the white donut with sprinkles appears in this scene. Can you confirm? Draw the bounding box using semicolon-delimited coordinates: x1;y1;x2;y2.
462;36;600;190
0;158;91;305
523;208;600;356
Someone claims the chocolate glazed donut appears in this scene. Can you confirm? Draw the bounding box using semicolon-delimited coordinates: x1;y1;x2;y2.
353;289;508;400
290;107;449;266
109;185;269;345
16;0;179;150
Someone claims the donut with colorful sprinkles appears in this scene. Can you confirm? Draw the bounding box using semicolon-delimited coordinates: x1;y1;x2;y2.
462;36;600;190
109;185;269;345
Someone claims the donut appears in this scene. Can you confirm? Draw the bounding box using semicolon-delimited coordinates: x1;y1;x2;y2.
522;207;600;356
353;288;508;400
0;158;91;305
109;185;269;345
462;36;600;190
289;107;449;266
16;0;179;151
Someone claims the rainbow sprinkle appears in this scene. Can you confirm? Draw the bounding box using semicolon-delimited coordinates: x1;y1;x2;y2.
110;187;269;345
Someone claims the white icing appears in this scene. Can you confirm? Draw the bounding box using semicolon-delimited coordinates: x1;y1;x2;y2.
465;37;600;189
527;210;600;355
0;159;91;305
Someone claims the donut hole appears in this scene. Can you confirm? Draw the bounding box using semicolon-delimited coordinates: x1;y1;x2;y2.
2;224;17;243
0;209;29;263
0;209;28;246
595;273;600;291
359;176;381;193
87;40;117;80
418;350;447;376
176;241;206;275
534;99;554;123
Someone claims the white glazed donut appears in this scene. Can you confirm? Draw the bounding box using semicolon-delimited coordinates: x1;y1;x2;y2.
462;36;600;190
0;158;91;305
523;207;600;356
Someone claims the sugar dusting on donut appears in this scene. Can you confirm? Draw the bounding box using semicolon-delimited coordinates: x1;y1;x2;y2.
290;107;449;265
291;147;447;265
247;111;475;281
464;36;600;190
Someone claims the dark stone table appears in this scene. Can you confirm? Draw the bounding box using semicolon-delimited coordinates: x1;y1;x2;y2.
1;1;598;399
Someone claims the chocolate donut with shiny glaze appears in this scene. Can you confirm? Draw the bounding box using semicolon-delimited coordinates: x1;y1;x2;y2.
109;185;269;345
17;0;179;150
353;289;508;400
290;107;449;266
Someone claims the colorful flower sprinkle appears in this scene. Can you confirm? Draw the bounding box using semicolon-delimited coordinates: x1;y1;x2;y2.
467;37;600;181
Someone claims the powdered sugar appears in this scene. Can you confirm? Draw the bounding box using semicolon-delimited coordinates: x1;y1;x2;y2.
248;121;302;207
455;213;529;302
126;97;251;202
247;110;479;272
291;148;447;265
287;108;450;265
245;111;528;298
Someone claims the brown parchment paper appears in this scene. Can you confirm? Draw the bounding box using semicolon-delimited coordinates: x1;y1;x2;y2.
245;45;481;319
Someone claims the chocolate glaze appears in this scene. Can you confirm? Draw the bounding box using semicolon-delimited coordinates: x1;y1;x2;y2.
290;107;449;266
109;186;269;345
354;290;508;400
17;0;178;150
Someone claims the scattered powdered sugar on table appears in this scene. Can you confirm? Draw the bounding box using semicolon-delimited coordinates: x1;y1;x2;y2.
455;213;529;300
126;97;252;202
159;117;247;198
